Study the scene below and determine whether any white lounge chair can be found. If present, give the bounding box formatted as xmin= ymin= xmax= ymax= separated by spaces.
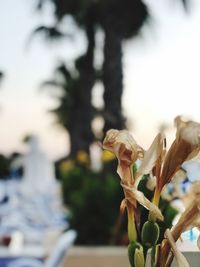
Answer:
xmin=7 ymin=230 xmax=77 ymax=267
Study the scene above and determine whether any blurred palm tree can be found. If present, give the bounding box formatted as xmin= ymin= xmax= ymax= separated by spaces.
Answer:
xmin=42 ymin=60 xmax=96 ymax=157
xmin=34 ymin=0 xmax=148 ymax=148
xmin=34 ymin=0 xmax=97 ymax=157
xmin=100 ymin=0 xmax=188 ymax=133
xmin=28 ymin=25 xmax=65 ymax=43
xmin=99 ymin=0 xmax=148 ymax=132
xmin=34 ymin=0 xmax=187 ymax=156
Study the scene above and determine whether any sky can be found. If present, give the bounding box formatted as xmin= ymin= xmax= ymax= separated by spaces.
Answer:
xmin=0 ymin=0 xmax=200 ymax=160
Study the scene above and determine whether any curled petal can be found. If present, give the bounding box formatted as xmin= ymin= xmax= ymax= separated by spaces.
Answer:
xmin=121 ymin=183 xmax=164 ymax=221
xmin=165 ymin=229 xmax=190 ymax=267
xmin=103 ymin=129 xmax=143 ymax=164
xmin=103 ymin=129 xmax=144 ymax=184
xmin=181 ymin=120 xmax=200 ymax=145
xmin=174 ymin=116 xmax=187 ymax=136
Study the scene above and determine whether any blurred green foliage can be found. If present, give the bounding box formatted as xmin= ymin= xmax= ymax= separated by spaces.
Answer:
xmin=60 ymin=160 xmax=178 ymax=245
xmin=61 ymin=160 xmax=124 ymax=245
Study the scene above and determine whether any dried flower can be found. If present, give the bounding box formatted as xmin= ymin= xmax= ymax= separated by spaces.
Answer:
xmin=160 ymin=116 xmax=200 ymax=190
xmin=103 ymin=129 xmax=163 ymax=221
xmin=165 ymin=229 xmax=190 ymax=267
xmin=103 ymin=116 xmax=200 ymax=267
xmin=151 ymin=116 xmax=200 ymax=207
xmin=103 ymin=129 xmax=143 ymax=185
xmin=159 ymin=190 xmax=200 ymax=267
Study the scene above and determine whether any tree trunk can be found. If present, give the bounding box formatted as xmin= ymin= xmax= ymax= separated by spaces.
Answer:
xmin=102 ymin=23 xmax=126 ymax=134
xmin=69 ymin=23 xmax=95 ymax=158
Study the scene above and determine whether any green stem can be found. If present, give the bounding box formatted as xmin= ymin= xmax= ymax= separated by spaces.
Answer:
xmin=151 ymin=246 xmax=156 ymax=267
xmin=127 ymin=204 xmax=137 ymax=242
xmin=149 ymin=188 xmax=161 ymax=222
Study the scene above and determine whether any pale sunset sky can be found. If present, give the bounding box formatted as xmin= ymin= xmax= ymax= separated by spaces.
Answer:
xmin=0 ymin=0 xmax=200 ymax=160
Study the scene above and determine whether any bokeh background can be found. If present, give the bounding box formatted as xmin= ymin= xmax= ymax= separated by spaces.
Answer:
xmin=1 ymin=0 xmax=200 ymax=158
xmin=0 ymin=0 xmax=199 ymax=256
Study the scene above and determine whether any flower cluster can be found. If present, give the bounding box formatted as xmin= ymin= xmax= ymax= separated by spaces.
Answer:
xmin=103 ymin=116 xmax=200 ymax=267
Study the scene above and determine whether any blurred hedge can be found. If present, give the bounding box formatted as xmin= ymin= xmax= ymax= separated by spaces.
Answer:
xmin=60 ymin=158 xmax=125 ymax=245
xmin=59 ymin=156 xmax=178 ymax=245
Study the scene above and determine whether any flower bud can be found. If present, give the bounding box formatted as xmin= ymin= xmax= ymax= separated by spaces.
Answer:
xmin=134 ymin=245 xmax=145 ymax=267
xmin=128 ymin=241 xmax=144 ymax=267
xmin=141 ymin=220 xmax=159 ymax=248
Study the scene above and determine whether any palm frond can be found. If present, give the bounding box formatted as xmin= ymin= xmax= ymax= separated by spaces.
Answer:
xmin=40 ymin=80 xmax=65 ymax=89
xmin=55 ymin=63 xmax=71 ymax=80
xmin=39 ymin=80 xmax=67 ymax=99
xmin=30 ymin=25 xmax=65 ymax=41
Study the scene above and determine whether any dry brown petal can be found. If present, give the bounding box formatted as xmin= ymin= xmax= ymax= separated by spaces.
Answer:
xmin=174 ymin=116 xmax=187 ymax=133
xmin=159 ymin=197 xmax=200 ymax=267
xmin=103 ymin=129 xmax=143 ymax=163
xmin=171 ymin=196 xmax=200 ymax=241
xmin=165 ymin=229 xmax=190 ymax=267
xmin=160 ymin=138 xmax=192 ymax=192
xmin=121 ymin=183 xmax=164 ymax=221
xmin=181 ymin=121 xmax=200 ymax=145
xmin=103 ymin=129 xmax=144 ymax=185
xmin=161 ymin=117 xmax=200 ymax=191
xmin=135 ymin=133 xmax=165 ymax=187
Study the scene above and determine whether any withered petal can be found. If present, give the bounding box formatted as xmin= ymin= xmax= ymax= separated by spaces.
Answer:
xmin=165 ymin=229 xmax=190 ymax=267
xmin=103 ymin=129 xmax=144 ymax=165
xmin=121 ymin=183 xmax=164 ymax=221
xmin=136 ymin=133 xmax=165 ymax=187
